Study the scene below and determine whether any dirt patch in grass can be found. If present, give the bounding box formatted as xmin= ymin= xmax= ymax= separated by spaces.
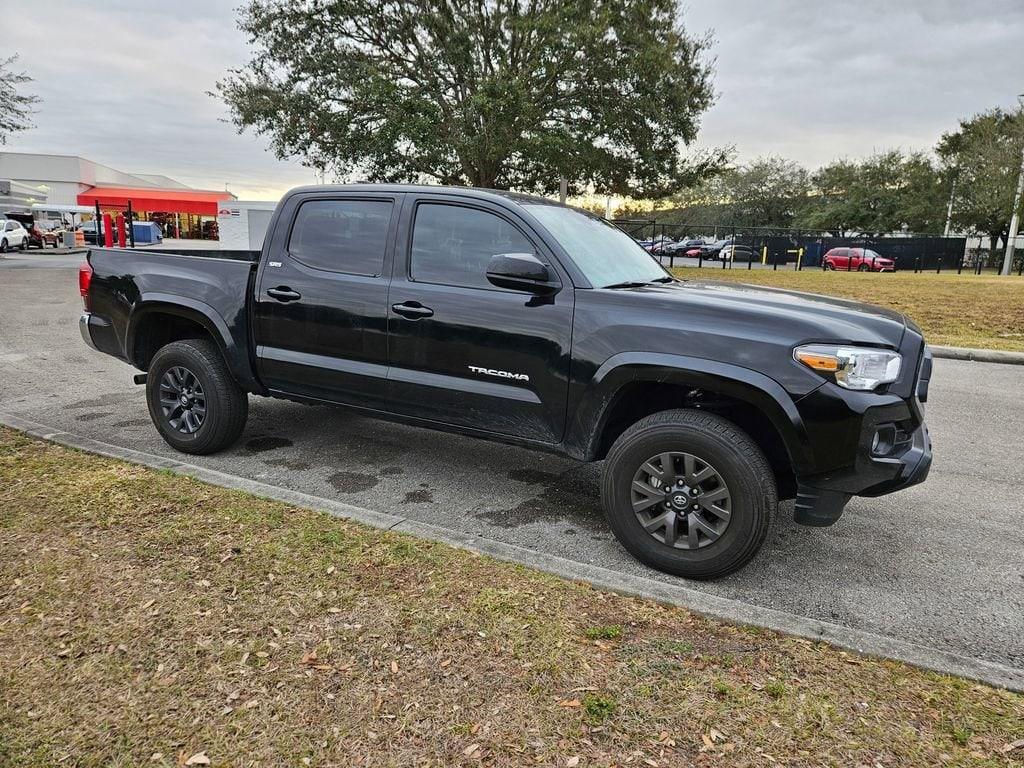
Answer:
xmin=670 ymin=268 xmax=1024 ymax=352
xmin=1 ymin=428 xmax=1022 ymax=767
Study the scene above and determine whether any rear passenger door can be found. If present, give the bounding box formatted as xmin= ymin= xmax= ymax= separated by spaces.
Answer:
xmin=253 ymin=192 xmax=400 ymax=408
xmin=385 ymin=196 xmax=574 ymax=444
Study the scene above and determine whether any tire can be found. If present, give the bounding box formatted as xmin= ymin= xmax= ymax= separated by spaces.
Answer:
xmin=0 ymin=238 xmax=6 ymax=253
xmin=600 ymin=409 xmax=776 ymax=580
xmin=146 ymin=338 xmax=248 ymax=455
xmin=19 ymin=238 xmax=27 ymax=251
xmin=858 ymin=264 xmax=869 ymax=272
xmin=823 ymin=261 xmax=834 ymax=271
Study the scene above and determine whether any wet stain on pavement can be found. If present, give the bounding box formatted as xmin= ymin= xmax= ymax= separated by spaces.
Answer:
xmin=75 ymin=412 xmax=112 ymax=422
xmin=507 ymin=467 xmax=562 ymax=484
xmin=328 ymin=471 xmax=379 ymax=493
xmin=111 ymin=418 xmax=151 ymax=428
xmin=402 ymin=488 xmax=435 ymax=504
xmin=246 ymin=436 xmax=293 ymax=452
xmin=264 ymin=457 xmax=312 ymax=471
xmin=475 ymin=470 xmax=603 ymax=531
xmin=66 ymin=393 xmax=130 ymax=409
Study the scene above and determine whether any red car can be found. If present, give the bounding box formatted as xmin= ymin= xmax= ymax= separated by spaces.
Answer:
xmin=822 ymin=247 xmax=895 ymax=272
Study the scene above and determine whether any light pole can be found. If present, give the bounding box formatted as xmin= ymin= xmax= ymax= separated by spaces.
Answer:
xmin=1001 ymin=93 xmax=1024 ymax=275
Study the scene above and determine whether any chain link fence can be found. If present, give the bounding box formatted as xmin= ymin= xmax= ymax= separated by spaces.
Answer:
xmin=612 ymin=219 xmax=1024 ymax=275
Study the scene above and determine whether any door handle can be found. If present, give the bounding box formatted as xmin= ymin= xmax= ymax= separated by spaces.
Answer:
xmin=267 ymin=286 xmax=301 ymax=302
xmin=391 ymin=301 xmax=434 ymax=319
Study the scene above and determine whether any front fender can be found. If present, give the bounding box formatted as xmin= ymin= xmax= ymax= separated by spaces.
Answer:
xmin=128 ymin=294 xmax=260 ymax=392
xmin=566 ymin=352 xmax=816 ymax=473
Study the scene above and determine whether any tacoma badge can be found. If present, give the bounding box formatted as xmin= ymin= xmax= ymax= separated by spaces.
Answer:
xmin=468 ymin=365 xmax=530 ymax=382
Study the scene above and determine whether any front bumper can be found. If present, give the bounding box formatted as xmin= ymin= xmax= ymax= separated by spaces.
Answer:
xmin=790 ymin=351 xmax=932 ymax=527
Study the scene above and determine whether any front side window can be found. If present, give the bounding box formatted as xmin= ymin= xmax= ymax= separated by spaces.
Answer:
xmin=410 ymin=203 xmax=534 ymax=289
xmin=288 ymin=199 xmax=393 ymax=276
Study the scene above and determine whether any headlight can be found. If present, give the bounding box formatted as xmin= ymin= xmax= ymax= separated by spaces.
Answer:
xmin=794 ymin=344 xmax=902 ymax=390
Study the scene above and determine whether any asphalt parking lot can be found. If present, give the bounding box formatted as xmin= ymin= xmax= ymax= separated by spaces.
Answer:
xmin=2 ymin=258 xmax=1022 ymax=680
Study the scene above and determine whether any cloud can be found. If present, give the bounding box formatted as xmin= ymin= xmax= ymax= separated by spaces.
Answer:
xmin=9 ymin=0 xmax=1024 ymax=195
xmin=685 ymin=0 xmax=1024 ymax=167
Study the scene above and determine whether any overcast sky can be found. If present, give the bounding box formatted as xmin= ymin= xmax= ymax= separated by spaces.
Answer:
xmin=9 ymin=0 xmax=1024 ymax=199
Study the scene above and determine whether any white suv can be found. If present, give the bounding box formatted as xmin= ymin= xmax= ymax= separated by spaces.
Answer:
xmin=0 ymin=218 xmax=29 ymax=253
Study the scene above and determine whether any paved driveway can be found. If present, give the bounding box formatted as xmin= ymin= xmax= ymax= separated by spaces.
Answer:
xmin=2 ymin=264 xmax=1022 ymax=679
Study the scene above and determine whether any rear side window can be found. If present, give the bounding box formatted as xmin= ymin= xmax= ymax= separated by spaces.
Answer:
xmin=288 ymin=199 xmax=393 ymax=276
xmin=410 ymin=203 xmax=533 ymax=289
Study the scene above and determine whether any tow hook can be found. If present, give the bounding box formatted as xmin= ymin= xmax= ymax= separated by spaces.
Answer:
xmin=133 ymin=373 xmax=148 ymax=385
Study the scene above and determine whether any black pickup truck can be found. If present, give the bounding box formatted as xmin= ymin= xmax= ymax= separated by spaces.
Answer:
xmin=79 ymin=184 xmax=932 ymax=578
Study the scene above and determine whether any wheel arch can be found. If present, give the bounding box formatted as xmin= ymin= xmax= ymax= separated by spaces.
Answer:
xmin=127 ymin=295 xmax=261 ymax=393
xmin=568 ymin=353 xmax=816 ymax=494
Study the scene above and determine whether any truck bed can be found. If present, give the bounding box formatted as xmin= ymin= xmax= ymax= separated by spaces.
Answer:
xmin=123 ymin=247 xmax=260 ymax=262
xmin=83 ymin=246 xmax=262 ymax=391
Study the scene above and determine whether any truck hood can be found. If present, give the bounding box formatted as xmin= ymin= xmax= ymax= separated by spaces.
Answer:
xmin=575 ymin=278 xmax=911 ymax=397
xmin=621 ymin=278 xmax=909 ymax=344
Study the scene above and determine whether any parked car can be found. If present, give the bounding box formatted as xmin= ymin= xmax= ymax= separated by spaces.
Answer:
xmin=0 ymin=218 xmax=29 ymax=252
xmin=79 ymin=184 xmax=932 ymax=580
xmin=663 ymin=238 xmax=706 ymax=255
xmin=6 ymin=213 xmax=63 ymax=248
xmin=703 ymin=238 xmax=733 ymax=258
xmin=80 ymin=221 xmax=104 ymax=245
xmin=823 ymin=247 xmax=895 ymax=272
xmin=637 ymin=236 xmax=674 ymax=254
xmin=719 ymin=244 xmax=755 ymax=262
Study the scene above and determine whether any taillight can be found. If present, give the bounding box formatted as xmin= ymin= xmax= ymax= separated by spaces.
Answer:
xmin=79 ymin=261 xmax=93 ymax=310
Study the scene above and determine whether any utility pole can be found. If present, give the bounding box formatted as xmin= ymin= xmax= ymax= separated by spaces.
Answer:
xmin=1001 ymin=93 xmax=1024 ymax=276
xmin=558 ymin=176 xmax=568 ymax=205
xmin=943 ymin=178 xmax=956 ymax=237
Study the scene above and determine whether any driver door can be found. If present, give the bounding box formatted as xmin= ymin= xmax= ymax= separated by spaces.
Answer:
xmin=385 ymin=196 xmax=574 ymax=444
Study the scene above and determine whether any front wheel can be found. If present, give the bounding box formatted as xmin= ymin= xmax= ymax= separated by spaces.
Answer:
xmin=0 ymin=238 xmax=7 ymax=253
xmin=146 ymin=338 xmax=248 ymax=455
xmin=600 ymin=409 xmax=776 ymax=579
xmin=858 ymin=264 xmax=869 ymax=272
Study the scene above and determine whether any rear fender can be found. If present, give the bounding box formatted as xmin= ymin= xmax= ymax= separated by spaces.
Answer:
xmin=127 ymin=295 xmax=261 ymax=393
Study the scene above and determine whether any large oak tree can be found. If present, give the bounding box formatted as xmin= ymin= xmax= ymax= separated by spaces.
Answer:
xmin=937 ymin=108 xmax=1024 ymax=258
xmin=215 ymin=0 xmax=722 ymax=196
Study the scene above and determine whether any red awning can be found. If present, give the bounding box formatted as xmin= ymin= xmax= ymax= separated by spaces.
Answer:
xmin=77 ymin=186 xmax=236 ymax=216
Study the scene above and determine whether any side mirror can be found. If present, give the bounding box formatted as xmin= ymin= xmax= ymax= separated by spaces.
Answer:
xmin=485 ymin=252 xmax=559 ymax=294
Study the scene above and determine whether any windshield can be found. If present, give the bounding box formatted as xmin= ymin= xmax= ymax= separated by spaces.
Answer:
xmin=525 ymin=205 xmax=669 ymax=288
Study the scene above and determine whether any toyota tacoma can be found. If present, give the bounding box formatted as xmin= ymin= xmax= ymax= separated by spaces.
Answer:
xmin=78 ymin=185 xmax=932 ymax=578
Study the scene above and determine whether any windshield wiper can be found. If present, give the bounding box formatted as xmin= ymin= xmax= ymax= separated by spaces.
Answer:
xmin=602 ymin=276 xmax=675 ymax=289
xmin=602 ymin=280 xmax=651 ymax=289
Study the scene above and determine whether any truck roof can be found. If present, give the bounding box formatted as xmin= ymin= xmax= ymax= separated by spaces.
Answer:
xmin=283 ymin=183 xmax=565 ymax=208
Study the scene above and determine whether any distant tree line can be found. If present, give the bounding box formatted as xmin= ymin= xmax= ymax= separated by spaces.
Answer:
xmin=651 ymin=108 xmax=1024 ymax=260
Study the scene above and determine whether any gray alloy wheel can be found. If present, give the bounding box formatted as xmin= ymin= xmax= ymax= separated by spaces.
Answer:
xmin=630 ymin=452 xmax=732 ymax=550
xmin=159 ymin=365 xmax=207 ymax=434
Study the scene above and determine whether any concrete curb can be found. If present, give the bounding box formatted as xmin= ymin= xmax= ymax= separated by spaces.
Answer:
xmin=930 ymin=345 xmax=1024 ymax=366
xmin=2 ymin=410 xmax=1022 ymax=693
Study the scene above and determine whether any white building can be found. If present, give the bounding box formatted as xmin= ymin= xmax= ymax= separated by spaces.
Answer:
xmin=0 ymin=151 xmax=236 ymax=239
xmin=216 ymin=200 xmax=278 ymax=250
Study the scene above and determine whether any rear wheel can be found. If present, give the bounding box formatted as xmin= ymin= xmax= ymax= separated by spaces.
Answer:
xmin=600 ymin=409 xmax=776 ymax=579
xmin=858 ymin=263 xmax=869 ymax=272
xmin=823 ymin=261 xmax=834 ymax=271
xmin=0 ymin=238 xmax=7 ymax=253
xmin=146 ymin=338 xmax=248 ymax=455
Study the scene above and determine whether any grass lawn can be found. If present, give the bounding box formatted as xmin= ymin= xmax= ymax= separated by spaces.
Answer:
xmin=669 ymin=268 xmax=1024 ymax=353
xmin=1 ymin=428 xmax=1022 ymax=767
